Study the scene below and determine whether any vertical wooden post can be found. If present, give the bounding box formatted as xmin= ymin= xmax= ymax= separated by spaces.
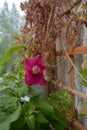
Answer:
xmin=47 ymin=82 xmax=51 ymax=97
xmin=46 ymin=49 xmax=57 ymax=96
xmin=68 ymin=55 xmax=76 ymax=119
xmin=54 ymin=51 xmax=58 ymax=92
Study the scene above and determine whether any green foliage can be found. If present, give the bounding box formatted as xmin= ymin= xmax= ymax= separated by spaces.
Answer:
xmin=80 ymin=69 xmax=87 ymax=87
xmin=49 ymin=90 xmax=72 ymax=111
xmin=0 ymin=74 xmax=71 ymax=130
xmin=0 ymin=95 xmax=22 ymax=130
xmin=0 ymin=85 xmax=70 ymax=130
xmin=0 ymin=47 xmax=72 ymax=130
xmin=0 ymin=46 xmax=25 ymax=69
xmin=35 ymin=112 xmax=49 ymax=124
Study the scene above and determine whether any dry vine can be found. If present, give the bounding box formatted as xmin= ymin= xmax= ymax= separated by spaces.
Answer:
xmin=18 ymin=0 xmax=87 ymax=78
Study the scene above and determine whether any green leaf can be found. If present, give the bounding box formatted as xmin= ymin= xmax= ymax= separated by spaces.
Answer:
xmin=30 ymin=96 xmax=68 ymax=127
xmin=30 ymin=96 xmax=55 ymax=116
xmin=23 ymin=102 xmax=35 ymax=116
xmin=54 ymin=109 xmax=68 ymax=127
xmin=25 ymin=115 xmax=35 ymax=130
xmin=0 ymin=95 xmax=22 ymax=130
xmin=35 ymin=112 xmax=49 ymax=124
xmin=0 ymin=103 xmax=22 ymax=130
xmin=0 ymin=73 xmax=17 ymax=87
xmin=0 ymin=45 xmax=25 ymax=74
xmin=11 ymin=124 xmax=29 ymax=130
xmin=80 ymin=69 xmax=87 ymax=87
xmin=8 ymin=85 xmax=28 ymax=98
xmin=0 ymin=95 xmax=18 ymax=112
xmin=0 ymin=86 xmax=9 ymax=92
xmin=49 ymin=91 xmax=72 ymax=111
xmin=0 ymin=46 xmax=25 ymax=64
xmin=11 ymin=115 xmax=25 ymax=129
xmin=48 ymin=117 xmax=66 ymax=130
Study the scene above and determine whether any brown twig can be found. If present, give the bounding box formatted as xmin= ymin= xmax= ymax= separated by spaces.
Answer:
xmin=45 ymin=4 xmax=54 ymax=43
xmin=62 ymin=84 xmax=87 ymax=100
xmin=51 ymin=80 xmax=87 ymax=100
xmin=58 ymin=0 xmax=82 ymax=17
xmin=72 ymin=120 xmax=87 ymax=130
xmin=45 ymin=62 xmax=57 ymax=68
xmin=63 ymin=44 xmax=87 ymax=85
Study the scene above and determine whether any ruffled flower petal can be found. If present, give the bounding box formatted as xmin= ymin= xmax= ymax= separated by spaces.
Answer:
xmin=23 ymin=55 xmax=46 ymax=86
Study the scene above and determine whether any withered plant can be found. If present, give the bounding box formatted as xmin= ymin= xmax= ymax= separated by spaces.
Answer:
xmin=16 ymin=0 xmax=87 ymax=80
xmin=19 ymin=0 xmax=87 ymax=55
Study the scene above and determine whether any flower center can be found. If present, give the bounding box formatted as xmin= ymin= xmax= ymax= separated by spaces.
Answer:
xmin=32 ymin=65 xmax=40 ymax=74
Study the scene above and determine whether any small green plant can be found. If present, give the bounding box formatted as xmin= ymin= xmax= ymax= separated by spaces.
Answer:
xmin=0 ymin=47 xmax=72 ymax=130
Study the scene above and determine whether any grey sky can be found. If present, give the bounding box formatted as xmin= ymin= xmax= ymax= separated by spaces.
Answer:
xmin=0 ymin=0 xmax=24 ymax=12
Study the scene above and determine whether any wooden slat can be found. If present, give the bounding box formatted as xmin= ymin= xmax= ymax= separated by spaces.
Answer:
xmin=58 ymin=0 xmax=81 ymax=17
xmin=72 ymin=120 xmax=87 ymax=130
xmin=68 ymin=56 xmax=76 ymax=118
xmin=56 ymin=46 xmax=87 ymax=56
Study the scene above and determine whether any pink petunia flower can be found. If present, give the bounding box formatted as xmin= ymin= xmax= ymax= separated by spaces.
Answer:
xmin=23 ymin=55 xmax=46 ymax=86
